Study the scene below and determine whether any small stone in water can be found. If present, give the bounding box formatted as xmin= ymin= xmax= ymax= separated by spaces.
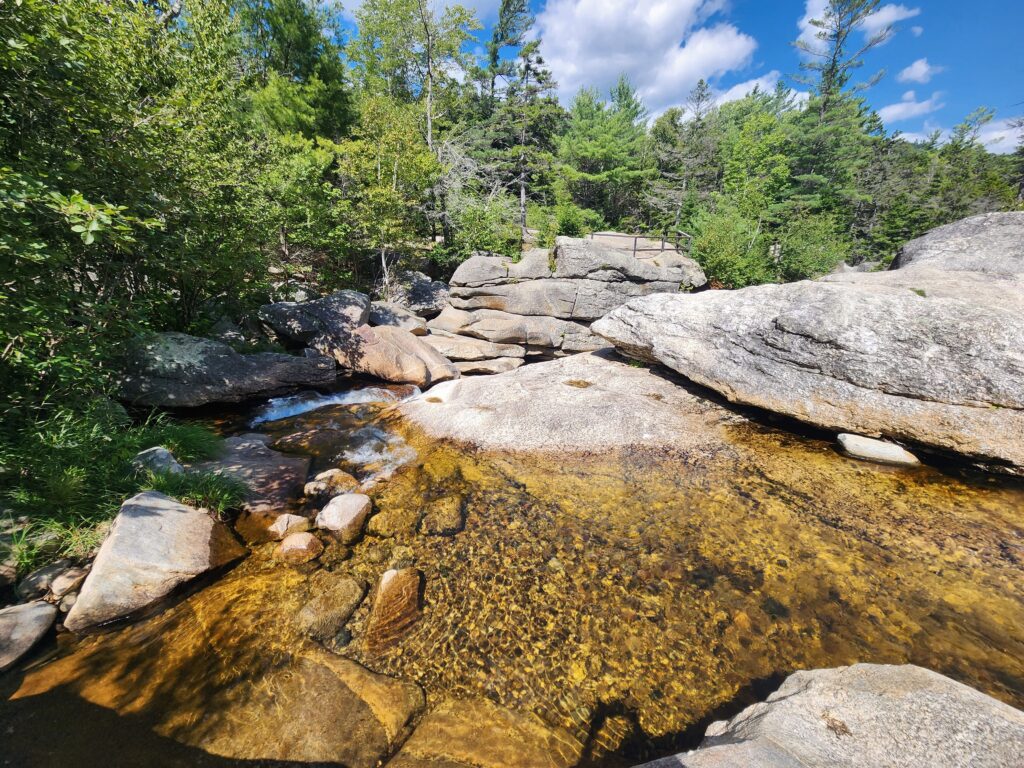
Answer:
xmin=316 ymin=494 xmax=372 ymax=544
xmin=304 ymin=468 xmax=361 ymax=501
xmin=366 ymin=568 xmax=422 ymax=653
xmin=268 ymin=513 xmax=311 ymax=541
xmin=419 ymin=495 xmax=465 ymax=536
xmin=838 ymin=433 xmax=920 ymax=467
xmin=297 ymin=576 xmax=366 ymax=643
xmin=275 ymin=532 xmax=323 ymax=564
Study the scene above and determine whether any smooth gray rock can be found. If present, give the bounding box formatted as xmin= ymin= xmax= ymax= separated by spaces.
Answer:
xmin=838 ymin=434 xmax=920 ymax=466
xmin=400 ymin=352 xmax=740 ymax=452
xmin=428 ymin=307 xmax=604 ymax=351
xmin=594 ymin=278 xmax=1024 ymax=472
xmin=891 ymin=212 xmax=1024 ymax=274
xmin=640 ymin=664 xmax=1024 ymax=768
xmin=258 ymin=290 xmax=370 ymax=346
xmin=132 ymin=446 xmax=184 ymax=475
xmin=0 ymin=601 xmax=57 ymax=671
xmin=119 ymin=333 xmax=336 ymax=408
xmin=369 ymin=301 xmax=428 ymax=335
xmin=16 ymin=558 xmax=72 ymax=600
xmin=454 ymin=357 xmax=525 ymax=375
xmin=385 ymin=270 xmax=450 ymax=318
xmin=421 ymin=330 xmax=526 ymax=361
xmin=65 ymin=492 xmax=246 ymax=632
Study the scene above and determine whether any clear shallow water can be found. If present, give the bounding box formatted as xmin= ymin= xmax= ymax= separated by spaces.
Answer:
xmin=249 ymin=385 xmax=420 ymax=426
xmin=2 ymin=395 xmax=1023 ymax=766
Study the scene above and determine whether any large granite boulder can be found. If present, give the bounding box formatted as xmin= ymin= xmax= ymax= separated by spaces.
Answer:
xmin=385 ymin=270 xmax=450 ymax=318
xmin=891 ymin=212 xmax=1024 ymax=273
xmin=594 ymin=263 xmax=1024 ymax=472
xmin=258 ymin=290 xmax=370 ymax=346
xmin=449 ymin=239 xmax=705 ymax=322
xmin=64 ymin=492 xmax=246 ymax=632
xmin=369 ymin=301 xmax=428 ymax=335
xmin=316 ymin=324 xmax=459 ymax=389
xmin=428 ymin=307 xmax=605 ymax=354
xmin=399 ymin=351 xmax=738 ymax=453
xmin=641 ymin=664 xmax=1024 ymax=768
xmin=119 ymin=333 xmax=336 ymax=408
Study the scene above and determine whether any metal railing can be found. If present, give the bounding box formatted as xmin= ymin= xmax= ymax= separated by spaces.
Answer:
xmin=587 ymin=230 xmax=693 ymax=256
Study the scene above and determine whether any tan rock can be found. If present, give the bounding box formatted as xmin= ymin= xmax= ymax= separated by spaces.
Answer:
xmin=268 ymin=513 xmax=311 ymax=540
xmin=419 ymin=496 xmax=465 ymax=536
xmin=366 ymin=568 xmax=422 ymax=653
xmin=318 ymin=324 xmax=459 ymax=388
xmin=369 ymin=301 xmax=429 ymax=335
xmin=297 ymin=575 xmax=366 ymax=642
xmin=316 ymin=494 xmax=372 ymax=544
xmin=454 ymin=357 xmax=524 ymax=376
xmin=275 ymin=532 xmax=323 ymax=564
xmin=388 ymin=697 xmax=582 ymax=768
xmin=304 ymin=467 xmax=362 ymax=501
xmin=421 ymin=330 xmax=525 ymax=361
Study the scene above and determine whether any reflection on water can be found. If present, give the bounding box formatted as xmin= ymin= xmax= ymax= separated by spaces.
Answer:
xmin=3 ymin=400 xmax=1023 ymax=766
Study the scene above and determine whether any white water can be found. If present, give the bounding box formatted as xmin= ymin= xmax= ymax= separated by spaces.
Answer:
xmin=250 ymin=386 xmax=421 ymax=426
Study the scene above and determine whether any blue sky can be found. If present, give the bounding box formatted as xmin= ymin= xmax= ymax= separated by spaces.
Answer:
xmin=406 ymin=0 xmax=1023 ymax=152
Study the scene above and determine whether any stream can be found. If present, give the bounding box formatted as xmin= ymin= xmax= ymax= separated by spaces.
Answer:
xmin=2 ymin=381 xmax=1023 ymax=766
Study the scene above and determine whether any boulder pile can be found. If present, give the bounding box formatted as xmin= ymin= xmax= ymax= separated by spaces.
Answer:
xmin=426 ymin=236 xmax=706 ymax=370
xmin=594 ymin=212 xmax=1024 ymax=473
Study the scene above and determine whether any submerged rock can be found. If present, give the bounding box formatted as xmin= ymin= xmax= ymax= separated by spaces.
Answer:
xmin=419 ymin=495 xmax=465 ymax=536
xmin=838 ymin=434 xmax=920 ymax=467
xmin=366 ymin=567 xmax=422 ymax=653
xmin=594 ymin=275 xmax=1024 ymax=472
xmin=316 ymin=493 xmax=372 ymax=544
xmin=119 ymin=332 xmax=336 ymax=408
xmin=64 ymin=492 xmax=246 ymax=632
xmin=389 ymin=697 xmax=582 ymax=768
xmin=0 ymin=601 xmax=57 ymax=672
xmin=317 ymin=324 xmax=459 ymax=389
xmin=399 ymin=352 xmax=739 ymax=453
xmin=369 ymin=301 xmax=429 ymax=336
xmin=275 ymin=532 xmax=323 ymax=564
xmin=297 ymin=575 xmax=366 ymax=643
xmin=642 ymin=664 xmax=1024 ymax=768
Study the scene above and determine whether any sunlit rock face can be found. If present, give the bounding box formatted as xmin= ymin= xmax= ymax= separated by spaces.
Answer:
xmin=5 ymin=362 xmax=1024 ymax=766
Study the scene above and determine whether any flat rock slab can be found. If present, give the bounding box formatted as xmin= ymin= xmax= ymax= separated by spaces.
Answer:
xmin=454 ymin=357 xmax=525 ymax=376
xmin=428 ymin=307 xmax=605 ymax=352
xmin=421 ymin=330 xmax=526 ymax=361
xmin=389 ymin=697 xmax=581 ymax=768
xmin=199 ymin=650 xmax=423 ymax=766
xmin=594 ymin=276 xmax=1024 ymax=472
xmin=642 ymin=663 xmax=1024 ymax=768
xmin=0 ymin=601 xmax=57 ymax=671
xmin=119 ymin=333 xmax=336 ymax=408
xmin=399 ymin=352 xmax=740 ymax=453
xmin=194 ymin=433 xmax=310 ymax=518
xmin=64 ymin=492 xmax=246 ymax=632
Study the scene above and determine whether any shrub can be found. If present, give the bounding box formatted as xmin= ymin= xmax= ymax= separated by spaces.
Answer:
xmin=691 ymin=203 xmax=775 ymax=288
xmin=775 ymin=213 xmax=852 ymax=281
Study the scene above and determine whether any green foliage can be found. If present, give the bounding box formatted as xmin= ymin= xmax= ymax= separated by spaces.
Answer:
xmin=691 ymin=202 xmax=774 ymax=288
xmin=0 ymin=402 xmax=229 ymax=573
xmin=143 ymin=472 xmax=248 ymax=520
xmin=775 ymin=213 xmax=851 ymax=281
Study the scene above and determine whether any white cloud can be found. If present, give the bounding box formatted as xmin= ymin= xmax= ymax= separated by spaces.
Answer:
xmin=878 ymin=90 xmax=944 ymax=123
xmin=714 ymin=71 xmax=781 ymax=106
xmin=897 ymin=58 xmax=944 ymax=84
xmin=799 ymin=2 xmax=920 ymax=52
xmin=861 ymin=4 xmax=921 ymax=38
xmin=898 ymin=117 xmax=1023 ymax=154
xmin=910 ymin=25 xmax=923 ymax=36
xmin=535 ymin=0 xmax=758 ymax=114
xmin=979 ymin=117 xmax=1024 ymax=154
